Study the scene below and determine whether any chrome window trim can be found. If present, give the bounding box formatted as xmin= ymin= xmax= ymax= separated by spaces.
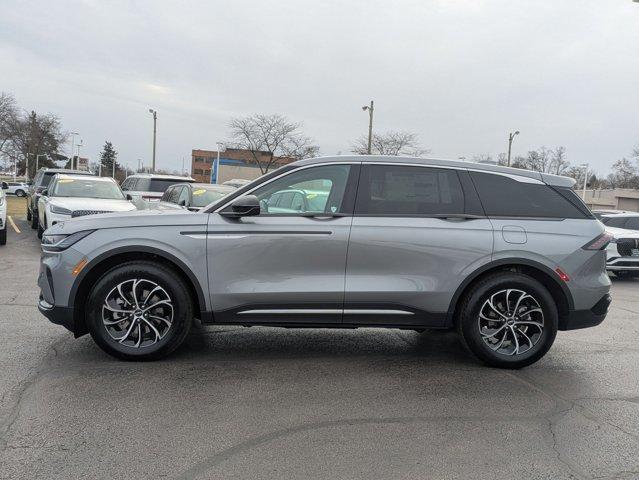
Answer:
xmin=214 ymin=162 xmax=359 ymax=213
xmin=214 ymin=160 xmax=545 ymax=213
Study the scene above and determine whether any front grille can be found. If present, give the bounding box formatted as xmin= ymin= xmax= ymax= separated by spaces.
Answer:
xmin=71 ymin=210 xmax=111 ymax=218
xmin=617 ymin=238 xmax=639 ymax=257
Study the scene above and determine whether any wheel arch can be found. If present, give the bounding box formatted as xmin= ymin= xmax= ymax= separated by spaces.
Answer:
xmin=69 ymin=246 xmax=207 ymax=337
xmin=447 ymin=258 xmax=573 ymax=326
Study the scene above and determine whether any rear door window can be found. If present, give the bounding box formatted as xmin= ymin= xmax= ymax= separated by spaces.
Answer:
xmin=355 ymin=164 xmax=465 ymax=215
xmin=625 ymin=218 xmax=639 ymax=230
xmin=161 ymin=187 xmax=174 ymax=201
xmin=469 ymin=172 xmax=588 ymax=219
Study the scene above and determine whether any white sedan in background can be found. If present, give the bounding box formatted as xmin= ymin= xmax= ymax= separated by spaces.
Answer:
xmin=37 ymin=174 xmax=137 ymax=238
xmin=0 ymin=186 xmax=7 ymax=245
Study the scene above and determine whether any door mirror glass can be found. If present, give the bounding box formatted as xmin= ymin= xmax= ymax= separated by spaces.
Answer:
xmin=222 ymin=195 xmax=261 ymax=217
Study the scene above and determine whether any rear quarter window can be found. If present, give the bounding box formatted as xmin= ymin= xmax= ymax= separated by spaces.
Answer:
xmin=470 ymin=172 xmax=588 ymax=219
xmin=601 ymin=217 xmax=627 ymax=228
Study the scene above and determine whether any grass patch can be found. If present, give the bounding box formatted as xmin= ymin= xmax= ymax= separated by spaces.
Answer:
xmin=6 ymin=195 xmax=27 ymax=218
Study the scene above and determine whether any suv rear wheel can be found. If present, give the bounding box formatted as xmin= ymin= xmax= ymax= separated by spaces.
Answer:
xmin=30 ymin=209 xmax=38 ymax=229
xmin=457 ymin=272 xmax=558 ymax=369
xmin=86 ymin=261 xmax=193 ymax=360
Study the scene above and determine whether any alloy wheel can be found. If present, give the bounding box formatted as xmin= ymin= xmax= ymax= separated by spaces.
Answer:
xmin=477 ymin=289 xmax=544 ymax=356
xmin=102 ymin=278 xmax=174 ymax=348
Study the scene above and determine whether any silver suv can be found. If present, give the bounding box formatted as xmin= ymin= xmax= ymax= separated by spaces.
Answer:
xmin=38 ymin=156 xmax=612 ymax=368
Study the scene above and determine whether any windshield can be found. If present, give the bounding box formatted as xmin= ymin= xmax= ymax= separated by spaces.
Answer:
xmin=52 ymin=178 xmax=124 ymax=199
xmin=137 ymin=178 xmax=193 ymax=193
xmin=191 ymin=187 xmax=233 ymax=207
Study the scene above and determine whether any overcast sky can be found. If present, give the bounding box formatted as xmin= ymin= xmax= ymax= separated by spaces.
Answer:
xmin=1 ymin=0 xmax=638 ymax=174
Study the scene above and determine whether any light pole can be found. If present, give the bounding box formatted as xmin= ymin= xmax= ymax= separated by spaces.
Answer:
xmin=25 ymin=153 xmax=30 ymax=181
xmin=69 ymin=132 xmax=79 ymax=169
xmin=148 ymin=109 xmax=157 ymax=172
xmin=362 ymin=100 xmax=374 ymax=155
xmin=507 ymin=130 xmax=520 ymax=167
xmin=76 ymin=140 xmax=83 ymax=170
xmin=214 ymin=142 xmax=224 ymax=184
xmin=580 ymin=163 xmax=589 ymax=201
xmin=35 ymin=154 xmax=47 ymax=173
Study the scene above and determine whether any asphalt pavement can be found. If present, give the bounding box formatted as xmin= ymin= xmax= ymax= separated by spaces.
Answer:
xmin=1 ymin=201 xmax=638 ymax=480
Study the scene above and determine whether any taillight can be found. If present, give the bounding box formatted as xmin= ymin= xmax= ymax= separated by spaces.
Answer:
xmin=582 ymin=232 xmax=614 ymax=250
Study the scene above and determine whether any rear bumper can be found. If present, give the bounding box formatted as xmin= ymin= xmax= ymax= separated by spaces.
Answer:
xmin=559 ymin=294 xmax=611 ymax=331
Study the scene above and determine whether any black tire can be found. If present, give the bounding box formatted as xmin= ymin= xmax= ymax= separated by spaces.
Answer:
xmin=86 ymin=261 xmax=193 ymax=360
xmin=0 ymin=227 xmax=6 ymax=246
xmin=30 ymin=209 xmax=38 ymax=229
xmin=457 ymin=272 xmax=558 ymax=369
xmin=15 ymin=189 xmax=25 ymax=197
xmin=26 ymin=208 xmax=32 ymax=221
xmin=37 ymin=216 xmax=44 ymax=239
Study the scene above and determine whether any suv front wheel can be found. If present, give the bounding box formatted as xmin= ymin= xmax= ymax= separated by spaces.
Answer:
xmin=457 ymin=272 xmax=558 ymax=369
xmin=86 ymin=261 xmax=193 ymax=360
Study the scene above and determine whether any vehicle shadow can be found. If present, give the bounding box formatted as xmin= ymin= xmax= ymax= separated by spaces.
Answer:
xmin=172 ymin=322 xmax=479 ymax=368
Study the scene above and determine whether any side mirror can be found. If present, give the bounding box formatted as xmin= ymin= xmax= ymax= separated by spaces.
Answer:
xmin=1 ymin=182 xmax=7 ymax=190
xmin=221 ymin=195 xmax=261 ymax=217
xmin=179 ymin=199 xmax=187 ymax=207
xmin=125 ymin=194 xmax=133 ymax=201
xmin=41 ymin=189 xmax=49 ymax=196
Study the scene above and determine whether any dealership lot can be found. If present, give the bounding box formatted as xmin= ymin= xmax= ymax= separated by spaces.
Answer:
xmin=1 ymin=196 xmax=638 ymax=479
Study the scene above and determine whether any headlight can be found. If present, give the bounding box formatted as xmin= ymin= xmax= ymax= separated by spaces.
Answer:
xmin=41 ymin=230 xmax=95 ymax=252
xmin=50 ymin=204 xmax=72 ymax=215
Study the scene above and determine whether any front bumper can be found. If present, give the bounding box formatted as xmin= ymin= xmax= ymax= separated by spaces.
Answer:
xmin=559 ymin=294 xmax=611 ymax=331
xmin=606 ymin=257 xmax=639 ymax=271
xmin=38 ymin=296 xmax=75 ymax=334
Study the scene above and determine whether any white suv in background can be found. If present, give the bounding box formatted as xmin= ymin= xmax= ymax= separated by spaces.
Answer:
xmin=601 ymin=213 xmax=639 ymax=278
xmin=4 ymin=181 xmax=29 ymax=197
xmin=37 ymin=174 xmax=137 ymax=237
xmin=0 ymin=185 xmax=7 ymax=245
xmin=120 ymin=173 xmax=196 ymax=204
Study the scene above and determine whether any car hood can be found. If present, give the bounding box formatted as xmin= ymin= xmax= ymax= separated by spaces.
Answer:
xmin=48 ymin=208 xmax=205 ymax=235
xmin=49 ymin=197 xmax=137 ymax=212
xmin=606 ymin=226 xmax=639 ymax=239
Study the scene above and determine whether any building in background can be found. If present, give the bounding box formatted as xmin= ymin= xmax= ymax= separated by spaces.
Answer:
xmin=584 ymin=189 xmax=639 ymax=212
xmin=191 ymin=148 xmax=294 ymax=184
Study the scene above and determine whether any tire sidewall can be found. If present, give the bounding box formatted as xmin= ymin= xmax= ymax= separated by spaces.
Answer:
xmin=460 ymin=273 xmax=558 ymax=369
xmin=86 ymin=262 xmax=193 ymax=360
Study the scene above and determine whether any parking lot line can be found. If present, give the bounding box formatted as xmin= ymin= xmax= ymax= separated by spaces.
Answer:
xmin=8 ymin=216 xmax=21 ymax=234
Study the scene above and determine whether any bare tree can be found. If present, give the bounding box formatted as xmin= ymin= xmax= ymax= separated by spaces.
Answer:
xmin=0 ymin=92 xmax=19 ymax=169
xmin=550 ymin=146 xmax=569 ymax=175
xmin=496 ymin=152 xmax=508 ymax=166
xmin=228 ymin=114 xmax=319 ymax=174
xmin=607 ymin=158 xmax=639 ymax=189
xmin=471 ymin=154 xmax=494 ymax=164
xmin=351 ymin=131 xmax=429 ymax=156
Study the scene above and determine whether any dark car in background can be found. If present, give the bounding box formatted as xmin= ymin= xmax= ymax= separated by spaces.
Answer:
xmin=26 ymin=168 xmax=94 ymax=230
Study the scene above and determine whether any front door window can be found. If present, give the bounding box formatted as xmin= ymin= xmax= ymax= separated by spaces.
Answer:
xmin=249 ymin=164 xmax=352 ymax=215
